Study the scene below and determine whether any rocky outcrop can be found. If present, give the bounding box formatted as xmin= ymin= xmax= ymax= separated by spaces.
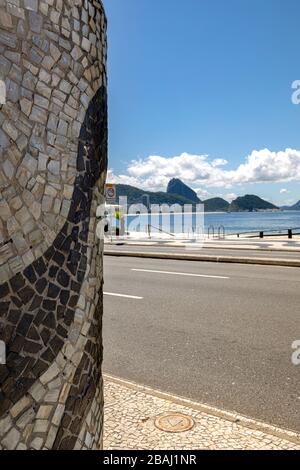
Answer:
xmin=167 ymin=179 xmax=200 ymax=203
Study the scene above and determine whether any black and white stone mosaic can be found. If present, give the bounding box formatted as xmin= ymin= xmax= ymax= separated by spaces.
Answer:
xmin=0 ymin=0 xmax=107 ymax=450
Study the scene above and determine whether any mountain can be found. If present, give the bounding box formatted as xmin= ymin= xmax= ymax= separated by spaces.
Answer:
xmin=115 ymin=184 xmax=229 ymax=211
xmin=113 ymin=184 xmax=278 ymax=213
xmin=281 ymin=200 xmax=300 ymax=210
xmin=229 ymin=195 xmax=279 ymax=212
xmin=204 ymin=197 xmax=230 ymax=212
xmin=115 ymin=184 xmax=197 ymax=207
xmin=167 ymin=178 xmax=200 ymax=203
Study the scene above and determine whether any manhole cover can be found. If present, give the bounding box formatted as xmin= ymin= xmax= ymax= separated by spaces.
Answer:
xmin=154 ymin=413 xmax=195 ymax=433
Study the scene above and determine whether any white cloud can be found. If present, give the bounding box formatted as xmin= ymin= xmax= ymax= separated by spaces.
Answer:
xmin=284 ymin=198 xmax=296 ymax=205
xmin=224 ymin=193 xmax=238 ymax=202
xmin=195 ymin=188 xmax=212 ymax=199
xmin=280 ymin=188 xmax=290 ymax=194
xmin=108 ymin=148 xmax=300 ymax=192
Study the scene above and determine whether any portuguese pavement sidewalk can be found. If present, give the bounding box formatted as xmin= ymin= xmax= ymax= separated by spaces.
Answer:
xmin=103 ymin=375 xmax=300 ymax=451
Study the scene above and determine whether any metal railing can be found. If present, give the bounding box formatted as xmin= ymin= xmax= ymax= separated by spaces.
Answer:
xmin=208 ymin=225 xmax=226 ymax=239
xmin=236 ymin=227 xmax=300 ymax=239
xmin=147 ymin=224 xmax=176 ymax=237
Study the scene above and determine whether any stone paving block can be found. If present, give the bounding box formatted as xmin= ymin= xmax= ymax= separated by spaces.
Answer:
xmin=104 ymin=377 xmax=300 ymax=451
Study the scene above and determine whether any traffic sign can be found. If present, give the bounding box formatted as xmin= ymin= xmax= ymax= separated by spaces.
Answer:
xmin=105 ymin=183 xmax=116 ymax=203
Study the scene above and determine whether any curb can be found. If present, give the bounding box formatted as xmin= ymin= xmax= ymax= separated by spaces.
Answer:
xmin=104 ymin=373 xmax=300 ymax=446
xmin=104 ymin=250 xmax=300 ymax=268
xmin=106 ymin=242 xmax=300 ymax=254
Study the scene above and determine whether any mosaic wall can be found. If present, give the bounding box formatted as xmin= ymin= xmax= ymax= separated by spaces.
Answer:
xmin=0 ymin=0 xmax=107 ymax=450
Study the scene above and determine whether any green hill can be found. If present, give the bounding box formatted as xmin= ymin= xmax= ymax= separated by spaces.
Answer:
xmin=229 ymin=195 xmax=279 ymax=212
xmin=204 ymin=197 xmax=230 ymax=212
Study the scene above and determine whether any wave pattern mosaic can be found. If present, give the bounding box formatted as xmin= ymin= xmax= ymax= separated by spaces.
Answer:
xmin=0 ymin=0 xmax=107 ymax=450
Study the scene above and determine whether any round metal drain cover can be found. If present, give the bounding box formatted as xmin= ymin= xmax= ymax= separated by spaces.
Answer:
xmin=155 ymin=413 xmax=194 ymax=433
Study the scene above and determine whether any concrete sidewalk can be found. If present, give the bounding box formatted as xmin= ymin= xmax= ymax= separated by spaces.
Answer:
xmin=103 ymin=375 xmax=300 ymax=450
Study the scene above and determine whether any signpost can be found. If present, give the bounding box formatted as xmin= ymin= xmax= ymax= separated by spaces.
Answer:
xmin=105 ymin=183 xmax=116 ymax=204
xmin=105 ymin=184 xmax=119 ymax=237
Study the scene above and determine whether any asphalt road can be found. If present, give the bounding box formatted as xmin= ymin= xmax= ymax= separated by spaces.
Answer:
xmin=104 ymin=243 xmax=300 ymax=261
xmin=103 ymin=255 xmax=300 ymax=432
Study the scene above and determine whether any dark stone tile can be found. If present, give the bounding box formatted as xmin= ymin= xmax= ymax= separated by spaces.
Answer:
xmin=77 ymin=271 xmax=85 ymax=283
xmin=1 ymin=322 xmax=13 ymax=340
xmin=50 ymin=335 xmax=64 ymax=352
xmin=27 ymin=325 xmax=40 ymax=341
xmin=64 ymin=308 xmax=74 ymax=326
xmin=70 ymin=416 xmax=82 ymax=434
xmin=42 ymin=299 xmax=56 ymax=311
xmin=32 ymin=309 xmax=46 ymax=327
xmin=23 ymin=340 xmax=43 ymax=354
xmin=22 ymin=357 xmax=36 ymax=378
xmin=66 ymin=261 xmax=77 ymax=276
xmin=71 ymin=281 xmax=81 ymax=293
xmin=53 ymin=233 xmax=66 ymax=250
xmin=0 ymin=365 xmax=9 ymax=383
xmin=16 ymin=314 xmax=33 ymax=336
xmin=79 ymin=256 xmax=87 ymax=271
xmin=71 ymin=226 xmax=79 ymax=241
xmin=60 ymin=290 xmax=70 ymax=305
xmin=61 ymin=414 xmax=71 ymax=428
xmin=68 ymin=250 xmax=81 ymax=266
xmin=49 ymin=265 xmax=59 ymax=278
xmin=57 ymin=324 xmax=68 ymax=338
xmin=0 ymin=397 xmax=12 ymax=416
xmin=57 ymin=270 xmax=70 ymax=288
xmin=41 ymin=347 xmax=55 ymax=362
xmin=0 ymin=302 xmax=9 ymax=315
xmin=31 ymin=359 xmax=48 ymax=376
xmin=57 ymin=305 xmax=65 ymax=320
xmin=0 ymin=283 xmax=9 ymax=299
xmin=28 ymin=295 xmax=43 ymax=311
xmin=10 ymin=273 xmax=25 ymax=292
xmin=47 ymin=283 xmax=60 ymax=299
xmin=61 ymin=236 xmax=73 ymax=253
xmin=68 ymin=295 xmax=78 ymax=308
xmin=53 ymin=251 xmax=65 ymax=266
xmin=36 ymin=278 xmax=47 ymax=294
xmin=23 ymin=265 xmax=37 ymax=283
xmin=42 ymin=312 xmax=56 ymax=328
xmin=33 ymin=258 xmax=47 ymax=276
xmin=40 ymin=328 xmax=51 ymax=345
xmin=8 ymin=309 xmax=21 ymax=324
xmin=44 ymin=245 xmax=55 ymax=261
xmin=18 ymin=286 xmax=35 ymax=304
xmin=11 ymin=296 xmax=22 ymax=308
xmin=10 ymin=335 xmax=25 ymax=354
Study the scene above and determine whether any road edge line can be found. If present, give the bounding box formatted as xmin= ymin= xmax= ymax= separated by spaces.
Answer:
xmin=104 ymin=373 xmax=300 ymax=446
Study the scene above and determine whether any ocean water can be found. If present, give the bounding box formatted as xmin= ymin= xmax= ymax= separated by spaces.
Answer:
xmin=203 ymin=210 xmax=300 ymax=235
xmin=125 ymin=211 xmax=300 ymax=236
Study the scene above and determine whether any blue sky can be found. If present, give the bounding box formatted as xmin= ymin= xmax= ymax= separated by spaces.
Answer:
xmin=102 ymin=0 xmax=300 ymax=205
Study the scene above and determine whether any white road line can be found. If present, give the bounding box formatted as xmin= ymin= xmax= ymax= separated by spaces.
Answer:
xmin=104 ymin=292 xmax=144 ymax=300
xmin=131 ymin=269 xmax=229 ymax=279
